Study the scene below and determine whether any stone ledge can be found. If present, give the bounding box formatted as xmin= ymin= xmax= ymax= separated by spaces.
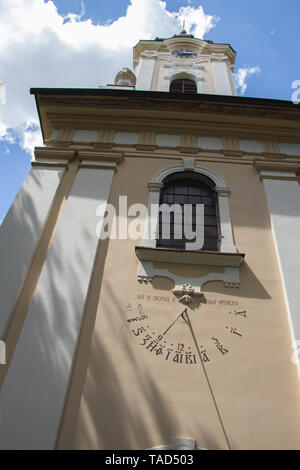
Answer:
xmin=135 ymin=246 xmax=244 ymax=267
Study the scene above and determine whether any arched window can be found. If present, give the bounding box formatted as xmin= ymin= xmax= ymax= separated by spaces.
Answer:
xmin=157 ymin=172 xmax=219 ymax=251
xmin=137 ymin=164 xmax=243 ymax=287
xmin=170 ymin=78 xmax=197 ymax=94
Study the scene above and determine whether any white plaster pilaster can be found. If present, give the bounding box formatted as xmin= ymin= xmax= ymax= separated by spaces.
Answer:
xmin=135 ymin=56 xmax=156 ymax=91
xmin=215 ymin=187 xmax=237 ymax=253
xmin=0 ymin=166 xmax=116 ymax=449
xmin=212 ymin=60 xmax=234 ymax=95
xmin=0 ymin=167 xmax=63 ymax=338
xmin=142 ymin=182 xmax=163 ymax=247
xmin=260 ymin=173 xmax=300 ymax=376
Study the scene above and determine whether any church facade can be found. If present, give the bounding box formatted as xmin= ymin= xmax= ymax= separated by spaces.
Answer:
xmin=1 ymin=31 xmax=300 ymax=450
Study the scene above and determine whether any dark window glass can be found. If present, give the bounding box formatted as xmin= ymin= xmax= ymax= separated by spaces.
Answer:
xmin=157 ymin=173 xmax=219 ymax=251
xmin=170 ymin=78 xmax=197 ymax=94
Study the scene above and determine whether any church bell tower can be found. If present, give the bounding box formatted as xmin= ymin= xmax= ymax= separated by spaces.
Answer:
xmin=133 ymin=30 xmax=236 ymax=95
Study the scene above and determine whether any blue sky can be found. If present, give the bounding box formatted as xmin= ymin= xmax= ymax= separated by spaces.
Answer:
xmin=0 ymin=0 xmax=300 ymax=223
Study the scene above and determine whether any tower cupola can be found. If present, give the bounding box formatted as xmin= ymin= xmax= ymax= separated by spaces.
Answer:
xmin=133 ymin=33 xmax=236 ymax=96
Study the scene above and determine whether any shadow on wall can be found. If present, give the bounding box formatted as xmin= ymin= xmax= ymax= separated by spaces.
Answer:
xmin=0 ymin=168 xmax=51 ymax=336
xmin=0 ymin=159 xmax=277 ymax=449
xmin=0 ymin=212 xmax=95 ymax=449
xmin=68 ymin=280 xmax=225 ymax=450
xmin=0 ymin=163 xmax=106 ymax=449
xmin=203 ymin=263 xmax=272 ymax=300
xmin=150 ymin=262 xmax=271 ymax=301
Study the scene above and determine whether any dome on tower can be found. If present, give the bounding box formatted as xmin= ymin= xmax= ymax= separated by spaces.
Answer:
xmin=114 ymin=68 xmax=136 ymax=87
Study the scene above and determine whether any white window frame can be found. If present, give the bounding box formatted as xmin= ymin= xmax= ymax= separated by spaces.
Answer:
xmin=142 ymin=162 xmax=237 ymax=254
xmin=164 ymin=66 xmax=204 ymax=93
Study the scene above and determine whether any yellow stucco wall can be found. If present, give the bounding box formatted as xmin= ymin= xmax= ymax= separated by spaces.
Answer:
xmin=56 ymin=153 xmax=300 ymax=450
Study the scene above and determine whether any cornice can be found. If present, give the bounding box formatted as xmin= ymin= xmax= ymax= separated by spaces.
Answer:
xmin=135 ymin=246 xmax=244 ymax=267
xmin=254 ymin=159 xmax=300 ymax=181
xmin=254 ymin=159 xmax=300 ymax=172
xmin=177 ymin=146 xmax=200 ymax=154
xmin=38 ymin=94 xmax=300 ymax=120
xmin=34 ymin=146 xmax=124 ymax=167
xmin=223 ymin=150 xmax=244 ymax=158
xmin=40 ymin=141 xmax=300 ymax=167
xmin=34 ymin=92 xmax=300 ymax=143
xmin=133 ymin=37 xmax=236 ymax=65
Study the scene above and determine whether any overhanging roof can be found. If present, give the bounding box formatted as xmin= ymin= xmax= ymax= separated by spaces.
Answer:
xmin=30 ymin=87 xmax=300 ymax=143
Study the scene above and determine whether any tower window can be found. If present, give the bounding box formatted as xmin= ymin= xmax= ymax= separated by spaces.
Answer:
xmin=170 ymin=78 xmax=197 ymax=94
xmin=157 ymin=172 xmax=219 ymax=251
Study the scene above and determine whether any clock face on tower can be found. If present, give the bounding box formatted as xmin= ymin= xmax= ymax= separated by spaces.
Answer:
xmin=171 ymin=49 xmax=198 ymax=58
xmin=125 ymin=291 xmax=247 ymax=367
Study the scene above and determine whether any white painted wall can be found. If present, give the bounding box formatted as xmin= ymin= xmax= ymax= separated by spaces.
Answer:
xmin=197 ymin=136 xmax=222 ymax=150
xmin=196 ymin=77 xmax=204 ymax=94
xmin=156 ymin=134 xmax=180 ymax=147
xmin=0 ymin=167 xmax=63 ymax=338
xmin=279 ymin=143 xmax=300 ymax=155
xmin=213 ymin=62 xmax=233 ymax=96
xmin=135 ymin=57 xmax=156 ymax=91
xmin=73 ymin=130 xmax=99 ymax=142
xmin=263 ymin=178 xmax=300 ymax=349
xmin=0 ymin=167 xmax=115 ymax=449
xmin=239 ymin=140 xmax=263 ymax=153
xmin=114 ymin=132 xmax=139 ymax=145
xmin=49 ymin=129 xmax=59 ymax=140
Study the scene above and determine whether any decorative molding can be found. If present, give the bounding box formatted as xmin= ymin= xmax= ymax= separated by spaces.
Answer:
xmin=31 ymin=161 xmax=68 ymax=168
xmin=36 ymin=92 xmax=300 ymax=144
xmin=93 ymin=143 xmax=114 ymax=150
xmin=34 ymin=147 xmax=124 ymax=166
xmin=259 ymin=172 xmax=297 ymax=181
xmin=182 ymin=156 xmax=196 ymax=171
xmin=148 ymin=182 xmax=164 ymax=192
xmin=262 ymin=152 xmax=287 ymax=160
xmin=47 ymin=140 xmax=73 ymax=148
xmin=79 ymin=160 xmax=118 ymax=170
xmin=138 ymin=131 xmax=156 ymax=146
xmin=262 ymin=140 xmax=280 ymax=154
xmin=222 ymin=136 xmax=240 ymax=152
xmin=34 ymin=148 xmax=77 ymax=162
xmin=177 ymin=146 xmax=200 ymax=154
xmin=151 ymin=164 xmax=227 ymax=187
xmin=140 ymin=51 xmax=158 ymax=58
xmin=223 ymin=150 xmax=244 ymax=158
xmin=135 ymin=144 xmax=158 ymax=152
xmin=254 ymin=159 xmax=299 ymax=174
xmin=254 ymin=159 xmax=299 ymax=181
xmin=215 ymin=186 xmax=231 ymax=197
xmin=137 ymin=259 xmax=240 ymax=296
xmin=211 ymin=53 xmax=226 ymax=62
xmin=47 ymin=141 xmax=116 ymax=151
xmin=135 ymin=246 xmax=244 ymax=267
xmin=173 ymin=283 xmax=204 ymax=304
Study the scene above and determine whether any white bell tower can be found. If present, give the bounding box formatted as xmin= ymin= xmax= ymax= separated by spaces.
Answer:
xmin=132 ymin=30 xmax=237 ymax=95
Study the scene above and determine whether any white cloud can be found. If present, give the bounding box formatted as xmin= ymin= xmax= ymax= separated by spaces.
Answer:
xmin=22 ymin=122 xmax=43 ymax=157
xmin=234 ymin=65 xmax=261 ymax=96
xmin=0 ymin=0 xmax=217 ymax=156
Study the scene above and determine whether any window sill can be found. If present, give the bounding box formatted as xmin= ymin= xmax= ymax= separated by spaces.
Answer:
xmin=135 ymin=246 xmax=245 ymax=267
